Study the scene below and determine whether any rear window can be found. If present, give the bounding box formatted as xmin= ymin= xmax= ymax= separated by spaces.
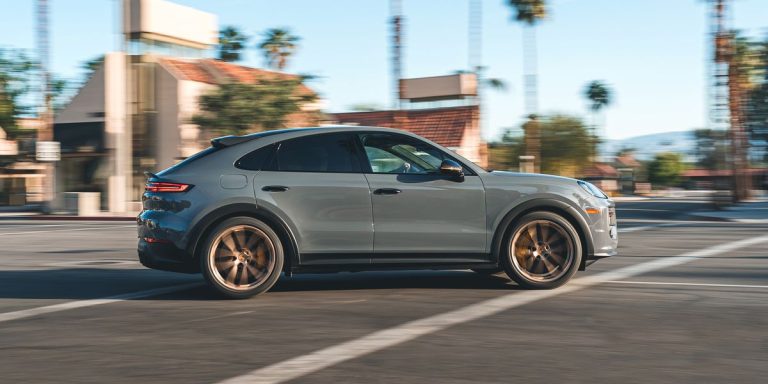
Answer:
xmin=235 ymin=144 xmax=276 ymax=171
xmin=268 ymin=133 xmax=361 ymax=173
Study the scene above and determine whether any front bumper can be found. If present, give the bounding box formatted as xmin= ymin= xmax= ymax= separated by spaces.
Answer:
xmin=582 ymin=203 xmax=618 ymax=269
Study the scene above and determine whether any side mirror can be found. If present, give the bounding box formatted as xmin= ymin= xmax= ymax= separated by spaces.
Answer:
xmin=439 ymin=159 xmax=465 ymax=182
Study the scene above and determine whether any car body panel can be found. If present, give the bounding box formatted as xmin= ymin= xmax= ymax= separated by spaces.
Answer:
xmin=479 ymin=171 xmax=618 ymax=262
xmin=364 ymin=173 xmax=486 ymax=259
xmin=253 ymin=171 xmax=373 ymax=264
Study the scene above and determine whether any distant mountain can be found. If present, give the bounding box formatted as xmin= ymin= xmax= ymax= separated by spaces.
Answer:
xmin=601 ymin=131 xmax=696 ymax=161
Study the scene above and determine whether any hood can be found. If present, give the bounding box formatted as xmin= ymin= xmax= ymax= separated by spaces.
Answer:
xmin=487 ymin=170 xmax=580 ymax=184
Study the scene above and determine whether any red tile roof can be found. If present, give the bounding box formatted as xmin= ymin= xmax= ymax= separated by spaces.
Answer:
xmin=160 ymin=58 xmax=314 ymax=95
xmin=161 ymin=58 xmax=217 ymax=84
xmin=682 ymin=168 xmax=768 ymax=177
xmin=614 ymin=154 xmax=641 ymax=168
xmin=582 ymin=163 xmax=619 ymax=178
xmin=331 ymin=106 xmax=478 ymax=148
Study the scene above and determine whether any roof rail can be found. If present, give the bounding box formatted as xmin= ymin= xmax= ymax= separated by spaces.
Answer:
xmin=210 ymin=128 xmax=321 ymax=148
xmin=210 ymin=135 xmax=255 ymax=148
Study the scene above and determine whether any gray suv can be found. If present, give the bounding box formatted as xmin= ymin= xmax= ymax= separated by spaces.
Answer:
xmin=138 ymin=126 xmax=617 ymax=298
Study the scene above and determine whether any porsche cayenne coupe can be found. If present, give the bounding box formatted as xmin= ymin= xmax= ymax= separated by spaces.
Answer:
xmin=138 ymin=126 xmax=618 ymax=298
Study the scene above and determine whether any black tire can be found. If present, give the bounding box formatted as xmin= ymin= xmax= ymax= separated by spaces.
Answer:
xmin=501 ymin=211 xmax=582 ymax=289
xmin=200 ymin=216 xmax=284 ymax=299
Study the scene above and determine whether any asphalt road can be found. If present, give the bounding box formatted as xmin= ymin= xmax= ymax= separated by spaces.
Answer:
xmin=0 ymin=199 xmax=766 ymax=383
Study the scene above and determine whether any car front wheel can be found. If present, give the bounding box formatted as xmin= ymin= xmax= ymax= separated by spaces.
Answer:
xmin=502 ymin=211 xmax=582 ymax=289
xmin=200 ymin=217 xmax=284 ymax=299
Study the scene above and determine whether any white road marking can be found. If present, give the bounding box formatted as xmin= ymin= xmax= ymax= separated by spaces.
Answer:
xmin=0 ymin=282 xmax=202 ymax=323
xmin=0 ymin=225 xmax=135 ymax=236
xmin=218 ymin=234 xmax=768 ymax=384
xmin=618 ymin=223 xmax=677 ymax=233
xmin=43 ymin=259 xmax=140 ymax=268
xmin=606 ymin=280 xmax=768 ymax=289
xmin=0 ymin=224 xmax=70 ymax=229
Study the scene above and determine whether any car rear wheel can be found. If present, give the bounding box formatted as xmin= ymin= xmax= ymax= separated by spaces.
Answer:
xmin=502 ymin=211 xmax=582 ymax=289
xmin=200 ymin=217 xmax=284 ymax=299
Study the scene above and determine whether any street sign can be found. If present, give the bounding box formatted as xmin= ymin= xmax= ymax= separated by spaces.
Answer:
xmin=36 ymin=141 xmax=61 ymax=162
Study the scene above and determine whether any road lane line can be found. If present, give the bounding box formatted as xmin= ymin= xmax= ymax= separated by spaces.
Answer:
xmin=606 ymin=280 xmax=768 ymax=289
xmin=0 ymin=225 xmax=135 ymax=236
xmin=218 ymin=234 xmax=768 ymax=384
xmin=0 ymin=282 xmax=202 ymax=323
xmin=618 ymin=223 xmax=677 ymax=233
xmin=0 ymin=224 xmax=70 ymax=229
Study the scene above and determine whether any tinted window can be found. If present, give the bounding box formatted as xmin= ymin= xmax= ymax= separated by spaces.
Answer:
xmin=359 ymin=133 xmax=466 ymax=174
xmin=235 ymin=144 xmax=276 ymax=171
xmin=271 ymin=133 xmax=361 ymax=173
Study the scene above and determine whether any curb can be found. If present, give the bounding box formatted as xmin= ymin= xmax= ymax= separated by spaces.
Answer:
xmin=0 ymin=215 xmax=136 ymax=222
xmin=688 ymin=212 xmax=768 ymax=223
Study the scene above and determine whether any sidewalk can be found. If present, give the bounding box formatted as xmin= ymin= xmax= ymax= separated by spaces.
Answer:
xmin=691 ymin=200 xmax=768 ymax=223
xmin=0 ymin=206 xmax=137 ymax=221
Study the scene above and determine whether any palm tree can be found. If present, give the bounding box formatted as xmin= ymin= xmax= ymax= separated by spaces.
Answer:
xmin=258 ymin=28 xmax=300 ymax=71
xmin=507 ymin=0 xmax=547 ymax=173
xmin=218 ymin=26 xmax=249 ymax=62
xmin=583 ymin=80 xmax=613 ymax=136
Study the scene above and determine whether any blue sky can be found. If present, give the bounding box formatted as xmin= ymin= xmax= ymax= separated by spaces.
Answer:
xmin=1 ymin=0 xmax=766 ymax=140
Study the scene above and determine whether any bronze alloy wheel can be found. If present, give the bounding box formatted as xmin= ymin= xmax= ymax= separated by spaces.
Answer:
xmin=509 ymin=219 xmax=575 ymax=283
xmin=208 ymin=225 xmax=276 ymax=291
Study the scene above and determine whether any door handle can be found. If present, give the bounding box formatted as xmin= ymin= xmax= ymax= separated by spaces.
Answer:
xmin=262 ymin=185 xmax=289 ymax=192
xmin=373 ymin=188 xmax=402 ymax=195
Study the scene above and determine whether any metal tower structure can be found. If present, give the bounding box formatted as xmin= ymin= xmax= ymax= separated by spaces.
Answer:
xmin=710 ymin=0 xmax=751 ymax=201
xmin=390 ymin=0 xmax=404 ymax=109
xmin=468 ymin=0 xmax=482 ymax=72
xmin=710 ymin=0 xmax=731 ymax=132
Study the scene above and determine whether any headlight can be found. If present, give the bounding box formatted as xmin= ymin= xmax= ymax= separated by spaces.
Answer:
xmin=578 ymin=180 xmax=608 ymax=199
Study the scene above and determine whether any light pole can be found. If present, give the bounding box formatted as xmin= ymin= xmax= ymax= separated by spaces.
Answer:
xmin=36 ymin=0 xmax=56 ymax=213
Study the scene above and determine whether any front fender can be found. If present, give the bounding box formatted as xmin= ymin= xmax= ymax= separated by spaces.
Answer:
xmin=490 ymin=196 xmax=595 ymax=269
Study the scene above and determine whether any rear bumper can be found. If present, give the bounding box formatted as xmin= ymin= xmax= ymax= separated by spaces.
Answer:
xmin=137 ymin=239 xmax=198 ymax=273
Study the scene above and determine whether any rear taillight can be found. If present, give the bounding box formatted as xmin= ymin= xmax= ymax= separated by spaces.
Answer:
xmin=143 ymin=237 xmax=171 ymax=244
xmin=145 ymin=181 xmax=191 ymax=193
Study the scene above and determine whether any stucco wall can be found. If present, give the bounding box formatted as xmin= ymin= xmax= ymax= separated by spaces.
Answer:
xmin=155 ymin=63 xmax=180 ymax=170
xmin=177 ymin=79 xmax=215 ymax=157
xmin=55 ymin=66 xmax=106 ymax=125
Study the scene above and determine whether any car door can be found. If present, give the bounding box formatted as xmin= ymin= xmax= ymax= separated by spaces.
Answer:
xmin=249 ymin=132 xmax=373 ymax=265
xmin=357 ymin=132 xmax=487 ymax=263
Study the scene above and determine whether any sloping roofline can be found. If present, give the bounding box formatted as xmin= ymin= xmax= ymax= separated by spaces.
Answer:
xmin=210 ymin=126 xmax=487 ymax=174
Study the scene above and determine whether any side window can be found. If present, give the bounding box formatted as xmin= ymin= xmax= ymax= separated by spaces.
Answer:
xmin=364 ymin=146 xmax=406 ymax=173
xmin=235 ymin=144 xmax=275 ymax=171
xmin=272 ymin=133 xmax=361 ymax=173
xmin=359 ymin=133 xmax=461 ymax=175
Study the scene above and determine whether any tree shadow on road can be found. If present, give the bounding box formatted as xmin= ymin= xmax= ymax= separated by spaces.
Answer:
xmin=0 ymin=268 xmax=517 ymax=301
xmin=272 ymin=270 xmax=517 ymax=293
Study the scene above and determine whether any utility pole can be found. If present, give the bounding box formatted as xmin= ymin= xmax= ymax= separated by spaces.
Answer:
xmin=522 ymin=25 xmax=540 ymax=173
xmin=390 ymin=0 xmax=404 ymax=110
xmin=469 ymin=0 xmax=483 ymax=135
xmin=36 ymin=0 xmax=55 ymax=212
xmin=468 ymin=0 xmax=482 ymax=73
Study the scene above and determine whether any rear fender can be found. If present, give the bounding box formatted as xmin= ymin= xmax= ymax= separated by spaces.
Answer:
xmin=184 ymin=203 xmax=300 ymax=273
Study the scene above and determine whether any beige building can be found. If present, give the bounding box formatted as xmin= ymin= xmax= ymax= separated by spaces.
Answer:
xmin=54 ymin=0 xmax=319 ymax=213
